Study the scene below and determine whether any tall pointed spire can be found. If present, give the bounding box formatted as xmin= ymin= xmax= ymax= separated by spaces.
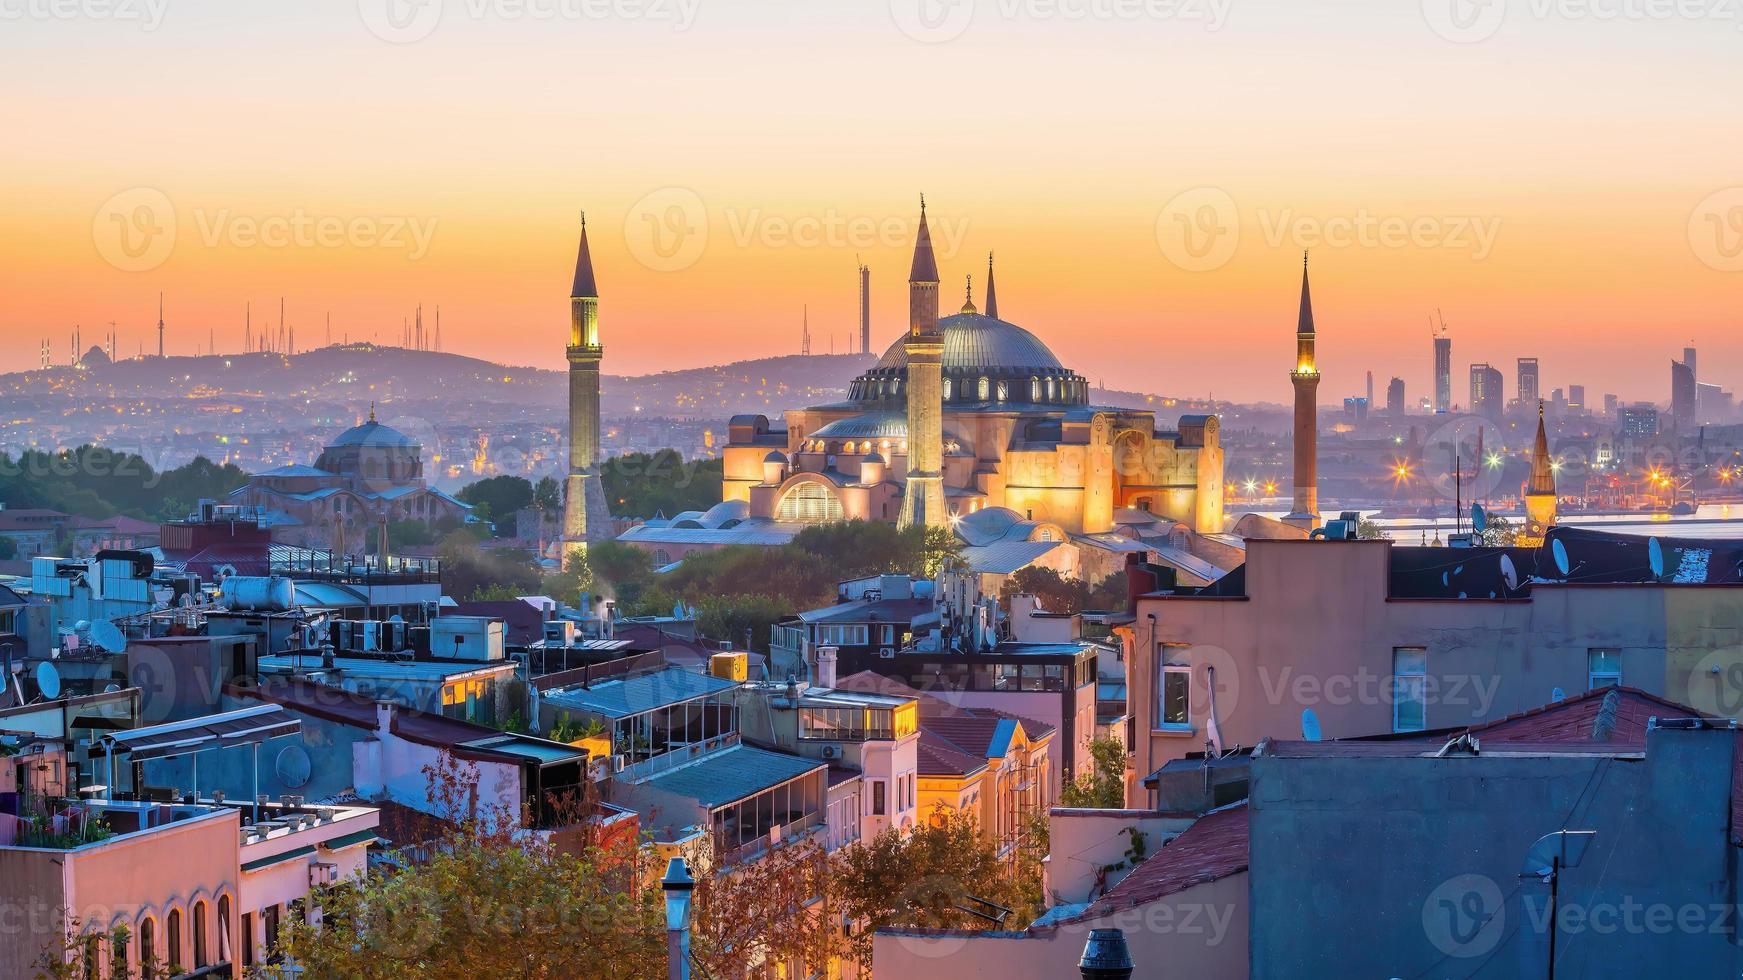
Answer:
xmin=1297 ymin=250 xmax=1315 ymax=334
xmin=909 ymin=195 xmax=939 ymax=284
xmin=1529 ymin=401 xmax=1555 ymax=496
xmin=984 ymin=251 xmax=999 ymax=319
xmin=571 ymin=210 xmax=598 ymax=299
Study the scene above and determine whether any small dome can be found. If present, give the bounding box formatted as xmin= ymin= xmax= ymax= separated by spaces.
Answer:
xmin=764 ymin=450 xmax=788 ymax=463
xmin=329 ymin=420 xmax=417 ymax=449
xmin=810 ymin=412 xmax=910 ymax=441
xmin=862 ymin=452 xmax=885 ymax=465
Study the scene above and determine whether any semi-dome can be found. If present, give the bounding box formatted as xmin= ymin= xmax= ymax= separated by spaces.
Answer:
xmin=328 ymin=419 xmax=417 ymax=449
xmin=872 ymin=313 xmax=1066 ymax=373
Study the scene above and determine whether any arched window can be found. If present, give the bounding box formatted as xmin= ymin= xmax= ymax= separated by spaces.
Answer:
xmin=943 ymin=379 xmax=952 ymax=400
xmin=140 ymin=915 xmax=157 ymax=979
xmin=193 ymin=900 xmax=209 ymax=967
xmin=217 ymin=895 xmax=232 ymax=967
xmin=775 ymin=483 xmax=845 ymax=523
xmin=1046 ymin=378 xmax=1056 ymax=402
xmin=167 ymin=908 xmax=183 ymax=974
xmin=1031 ymin=377 xmax=1041 ymax=401
xmin=653 ymin=549 xmax=672 ymax=565
xmin=996 ymin=380 xmax=1008 ymax=401
xmin=978 ymin=376 xmax=989 ymax=400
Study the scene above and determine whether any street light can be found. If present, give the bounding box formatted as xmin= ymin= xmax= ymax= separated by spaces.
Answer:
xmin=1079 ymin=927 xmax=1134 ymax=980
xmin=661 ymin=856 xmax=695 ymax=980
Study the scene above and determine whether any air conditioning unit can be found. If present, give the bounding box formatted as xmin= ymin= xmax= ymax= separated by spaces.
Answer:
xmin=309 ymin=862 xmax=339 ymax=887
xmin=878 ymin=648 xmax=895 ymax=659
xmin=611 ymin=755 xmax=627 ymax=773
xmin=820 ymin=745 xmax=841 ymax=760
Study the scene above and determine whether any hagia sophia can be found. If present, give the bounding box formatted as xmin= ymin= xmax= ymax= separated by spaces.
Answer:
xmin=607 ymin=202 xmax=1242 ymax=586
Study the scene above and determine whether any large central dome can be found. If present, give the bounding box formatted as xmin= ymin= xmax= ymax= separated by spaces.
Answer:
xmin=872 ymin=312 xmax=1067 ymax=373
xmin=849 ymin=312 xmax=1088 ymax=408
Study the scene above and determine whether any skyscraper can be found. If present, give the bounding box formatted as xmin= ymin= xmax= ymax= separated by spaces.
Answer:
xmin=1387 ymin=377 xmax=1406 ymax=416
xmin=562 ymin=213 xmax=611 ymax=547
xmin=898 ymin=198 xmax=947 ymax=530
xmin=1433 ymin=328 xmax=1452 ymax=414
xmin=1516 ymin=357 xmax=1539 ymax=410
xmin=1568 ymin=384 xmax=1585 ymax=414
xmin=1285 ymin=252 xmax=1320 ymax=530
xmin=1671 ymin=358 xmax=1697 ymax=430
xmin=1469 ymin=363 xmax=1503 ymax=421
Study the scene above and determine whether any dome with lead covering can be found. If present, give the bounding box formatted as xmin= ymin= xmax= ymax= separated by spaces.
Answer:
xmin=872 ymin=313 xmax=1066 ymax=373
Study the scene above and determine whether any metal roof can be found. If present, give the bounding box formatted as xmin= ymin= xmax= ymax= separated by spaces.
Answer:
xmin=328 ymin=420 xmax=417 ymax=448
xmin=640 ymin=743 xmax=825 ymax=809
xmin=541 ymin=667 xmax=739 ymax=720
xmin=105 ymin=705 xmax=300 ymax=762
xmin=618 ymin=518 xmax=804 ymax=547
xmin=959 ymin=540 xmax=1061 ymax=575
xmin=871 ymin=313 xmax=1068 ymax=373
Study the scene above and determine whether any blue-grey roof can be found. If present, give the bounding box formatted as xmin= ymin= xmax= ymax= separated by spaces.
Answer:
xmin=641 ymin=743 xmax=825 ymax=809
xmin=959 ymin=540 xmax=1061 ymax=575
xmin=617 ymin=518 xmax=803 ymax=548
xmin=542 ymin=667 xmax=738 ymax=720
xmin=258 ymin=464 xmax=336 ymax=478
xmin=872 ymin=313 xmax=1066 ymax=373
xmin=328 ymin=420 xmax=417 ymax=449
xmin=810 ymin=412 xmax=910 ymax=441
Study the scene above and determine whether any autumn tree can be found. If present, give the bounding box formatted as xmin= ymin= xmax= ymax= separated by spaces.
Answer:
xmin=1059 ymin=737 xmax=1128 ymax=808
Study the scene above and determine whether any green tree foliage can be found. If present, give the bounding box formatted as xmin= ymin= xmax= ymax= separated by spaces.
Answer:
xmin=387 ymin=519 xmax=436 ymax=550
xmin=533 ymin=476 xmax=561 ymax=515
xmin=438 ymin=531 xmax=541 ymax=600
xmin=1059 ymin=737 xmax=1129 ymax=808
xmin=600 ymin=451 xmax=723 ymax=519
xmin=456 ymin=475 xmax=535 ymax=537
xmin=999 ymin=566 xmax=1128 ymax=616
xmin=0 ymin=447 xmax=248 ymax=521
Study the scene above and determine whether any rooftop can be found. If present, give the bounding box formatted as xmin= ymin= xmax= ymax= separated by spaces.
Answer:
xmin=637 ymin=742 xmax=825 ymax=809
xmin=541 ymin=666 xmax=740 ymax=720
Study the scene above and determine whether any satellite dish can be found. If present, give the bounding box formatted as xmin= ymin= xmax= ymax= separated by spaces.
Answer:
xmin=1648 ymin=537 xmax=1665 ymax=578
xmin=388 ymin=614 xmax=405 ymax=623
xmin=215 ymin=564 xmax=238 ymax=580
xmin=275 ymin=744 xmax=312 ymax=788
xmin=1301 ymin=708 xmax=1323 ymax=742
xmin=1471 ymin=503 xmax=1486 ymax=533
xmin=1500 ymin=554 xmax=1519 ymax=591
xmin=35 ymin=662 xmax=61 ymax=700
xmin=1551 ymin=686 xmax=1566 ymax=703
xmin=1552 ymin=539 xmax=1570 ymax=577
xmin=103 ymin=684 xmax=121 ymax=694
xmin=89 ymin=620 xmax=127 ymax=655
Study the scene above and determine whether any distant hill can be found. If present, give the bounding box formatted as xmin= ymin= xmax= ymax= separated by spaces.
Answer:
xmin=9 ymin=345 xmax=1215 ymax=423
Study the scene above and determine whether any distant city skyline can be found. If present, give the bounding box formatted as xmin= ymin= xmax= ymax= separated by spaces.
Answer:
xmin=5 ymin=1 xmax=1740 ymax=403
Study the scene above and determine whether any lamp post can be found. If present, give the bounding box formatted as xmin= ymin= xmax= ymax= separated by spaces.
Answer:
xmin=1078 ymin=927 xmax=1133 ymax=980
xmin=661 ymin=856 xmax=695 ymax=980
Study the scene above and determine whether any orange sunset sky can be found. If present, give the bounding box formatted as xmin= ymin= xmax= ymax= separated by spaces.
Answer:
xmin=2 ymin=0 xmax=1740 ymax=404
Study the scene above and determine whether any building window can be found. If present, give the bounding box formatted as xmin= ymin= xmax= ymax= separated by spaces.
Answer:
xmin=140 ymin=917 xmax=157 ymax=979
xmin=1159 ymin=661 xmax=1191 ymax=728
xmin=978 ymin=376 xmax=990 ymax=400
xmin=996 ymin=380 xmax=1008 ymax=401
xmin=1589 ymin=649 xmax=1622 ymax=689
xmin=653 ymin=549 xmax=671 ymax=565
xmin=815 ymin=624 xmax=869 ymax=646
xmin=1393 ymin=647 xmax=1428 ymax=733
xmin=167 ymin=908 xmax=183 ymax=974
xmin=192 ymin=901 xmax=208 ymax=968
xmin=775 ymin=482 xmax=845 ymax=523
xmin=871 ymin=780 xmax=887 ymax=816
xmin=943 ymin=379 xmax=953 ymax=400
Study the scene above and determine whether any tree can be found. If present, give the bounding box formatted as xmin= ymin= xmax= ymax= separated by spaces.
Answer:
xmin=1059 ymin=737 xmax=1128 ymax=808
xmin=457 ymin=476 xmax=535 ymax=537
xmin=692 ymin=838 xmax=845 ymax=979
xmin=387 ymin=519 xmax=436 ymax=550
xmin=833 ymin=808 xmax=1040 ymax=969
xmin=438 ymin=532 xmax=541 ymax=600
xmin=1356 ymin=519 xmax=1389 ymax=540
xmin=533 ymin=476 xmax=561 ymax=516
xmin=600 ymin=451 xmax=723 ymax=519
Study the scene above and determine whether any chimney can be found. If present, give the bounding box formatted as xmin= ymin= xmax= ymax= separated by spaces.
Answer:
xmin=816 ymin=645 xmax=839 ymax=689
xmin=374 ymin=699 xmax=396 ymax=736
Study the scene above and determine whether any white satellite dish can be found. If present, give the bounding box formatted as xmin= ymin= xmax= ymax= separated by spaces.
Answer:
xmin=1551 ymin=686 xmax=1566 ymax=703
xmin=1648 ymin=537 xmax=1665 ymax=578
xmin=1301 ymin=708 xmax=1323 ymax=742
xmin=1552 ymin=539 xmax=1571 ymax=577
xmin=35 ymin=662 xmax=61 ymax=700
xmin=1471 ymin=503 xmax=1487 ymax=534
xmin=1500 ymin=554 xmax=1519 ymax=591
xmin=89 ymin=620 xmax=127 ymax=655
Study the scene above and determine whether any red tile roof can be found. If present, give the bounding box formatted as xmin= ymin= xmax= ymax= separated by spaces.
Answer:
xmin=915 ymin=731 xmax=989 ymax=778
xmin=1079 ymin=803 xmax=1249 ymax=920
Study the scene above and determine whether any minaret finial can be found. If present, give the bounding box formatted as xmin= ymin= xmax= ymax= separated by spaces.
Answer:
xmin=580 ymin=210 xmax=586 ymax=229
xmin=984 ymin=250 xmax=999 ymax=319
xmin=960 ymin=274 xmax=977 ymax=315
xmin=1303 ymin=249 xmax=1309 ymax=270
xmin=369 ymin=400 xmax=376 ymax=423
xmin=920 ymin=193 xmax=926 ymax=213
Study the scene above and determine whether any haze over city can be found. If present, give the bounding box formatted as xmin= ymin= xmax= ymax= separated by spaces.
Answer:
xmin=5 ymin=0 xmax=1741 ymax=402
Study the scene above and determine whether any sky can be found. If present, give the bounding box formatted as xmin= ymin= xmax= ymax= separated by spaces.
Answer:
xmin=2 ymin=0 xmax=1740 ymax=405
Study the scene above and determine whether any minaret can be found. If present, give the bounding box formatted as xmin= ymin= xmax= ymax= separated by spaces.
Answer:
xmin=899 ymin=197 xmax=948 ymax=530
xmin=157 ymin=293 xmax=165 ymax=357
xmin=984 ymin=252 xmax=999 ymax=320
xmin=1523 ymin=401 xmax=1558 ymax=546
xmin=562 ymin=212 xmax=611 ymax=548
xmin=858 ymin=261 xmax=871 ymax=354
xmin=1284 ymin=251 xmax=1320 ymax=530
